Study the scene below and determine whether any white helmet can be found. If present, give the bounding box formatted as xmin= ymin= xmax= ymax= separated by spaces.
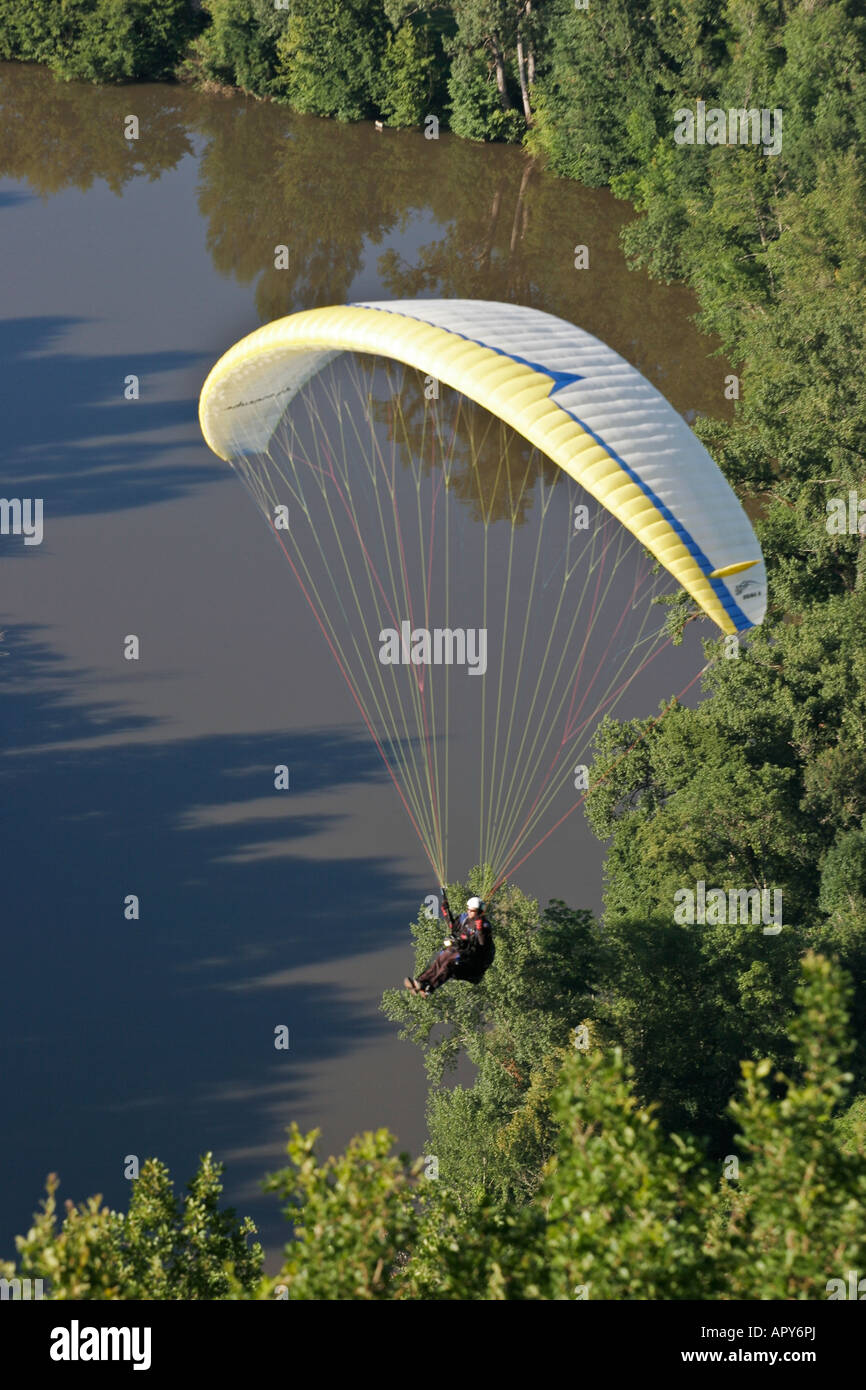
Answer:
xmin=466 ymin=896 xmax=483 ymax=911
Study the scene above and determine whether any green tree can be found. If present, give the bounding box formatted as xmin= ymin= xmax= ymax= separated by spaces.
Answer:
xmin=713 ymin=953 xmax=866 ymax=1298
xmin=382 ymin=875 xmax=601 ymax=1206
xmin=536 ymin=1043 xmax=714 ymax=1299
xmin=3 ymin=1155 xmax=262 ymax=1299
xmin=0 ymin=0 xmax=65 ymax=62
xmin=264 ymin=1125 xmax=421 ymax=1299
xmin=446 ymin=0 xmax=524 ymax=141
xmin=376 ymin=21 xmax=436 ymax=126
xmin=193 ymin=0 xmax=290 ymax=96
xmin=277 ymin=0 xmax=387 ymax=121
xmin=48 ymin=0 xmax=195 ymax=84
xmin=584 ymin=688 xmax=812 ymax=1144
xmin=528 ymin=0 xmax=665 ymax=184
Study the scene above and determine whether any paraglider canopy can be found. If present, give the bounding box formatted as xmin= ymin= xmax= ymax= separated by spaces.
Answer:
xmin=200 ymin=299 xmax=765 ymax=634
xmin=199 ymin=300 xmax=766 ymax=885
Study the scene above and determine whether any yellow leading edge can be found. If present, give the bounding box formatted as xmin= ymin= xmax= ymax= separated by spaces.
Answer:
xmin=199 ymin=301 xmax=766 ymax=635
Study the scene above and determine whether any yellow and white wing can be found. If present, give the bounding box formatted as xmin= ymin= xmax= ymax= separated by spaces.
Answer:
xmin=199 ymin=299 xmax=766 ymax=633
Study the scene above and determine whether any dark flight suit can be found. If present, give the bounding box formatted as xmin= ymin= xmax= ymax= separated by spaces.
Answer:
xmin=417 ymin=911 xmax=494 ymax=993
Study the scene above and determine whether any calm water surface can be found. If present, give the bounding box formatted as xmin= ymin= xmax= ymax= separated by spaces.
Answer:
xmin=0 ymin=63 xmax=725 ymax=1263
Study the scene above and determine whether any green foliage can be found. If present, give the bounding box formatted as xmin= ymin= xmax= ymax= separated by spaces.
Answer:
xmin=0 ymin=0 xmax=195 ymax=82
xmin=446 ymin=44 xmax=522 ymax=142
xmin=376 ymin=22 xmax=435 ymax=127
xmin=592 ymin=909 xmax=803 ymax=1150
xmin=277 ymin=0 xmax=387 ymax=121
xmin=582 ymin=654 xmax=828 ymax=1142
xmin=527 ymin=0 xmax=665 ymax=184
xmin=271 ymin=951 xmax=866 ymax=1300
xmin=819 ymin=829 xmax=866 ymax=918
xmin=382 ymin=874 xmax=600 ymax=1206
xmin=5 ymin=953 xmax=863 ymax=1301
xmin=652 ymin=587 xmax=701 ymax=645
xmin=0 ymin=0 xmax=64 ymax=63
xmin=442 ymin=0 xmax=529 ymax=142
xmin=404 ymin=1176 xmax=543 ymax=1299
xmin=585 ymin=566 xmax=866 ymax=1111
xmin=54 ymin=0 xmax=194 ymax=84
xmin=3 ymin=1155 xmax=262 ymax=1299
xmin=194 ymin=0 xmax=289 ymax=96
xmin=836 ymin=1094 xmax=866 ymax=1158
xmin=536 ymin=1044 xmax=714 ymax=1299
xmin=713 ymin=953 xmax=866 ymax=1297
xmin=269 ymin=950 xmax=866 ymax=1299
xmin=761 ymin=0 xmax=866 ymax=189
xmin=264 ymin=1124 xmax=421 ymax=1299
xmin=816 ymin=827 xmax=866 ymax=1089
